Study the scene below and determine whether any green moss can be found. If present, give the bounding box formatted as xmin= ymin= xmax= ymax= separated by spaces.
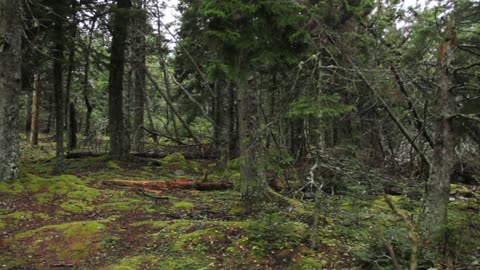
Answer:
xmin=33 ymin=193 xmax=53 ymax=204
xmin=18 ymin=174 xmax=101 ymax=213
xmin=107 ymin=160 xmax=122 ymax=170
xmin=0 ymin=181 xmax=24 ymax=195
xmin=60 ymin=200 xmax=93 ymax=213
xmin=372 ymin=195 xmax=403 ymax=211
xmin=228 ymin=204 xmax=247 ymax=215
xmin=297 ymin=257 xmax=326 ymax=269
xmin=67 ymin=189 xmax=99 ymax=202
xmin=107 ymin=255 xmax=159 ymax=270
xmin=135 ymin=219 xmax=194 ymax=233
xmin=161 ymin=152 xmax=186 ymax=164
xmin=0 ymin=211 xmax=33 ymax=228
xmin=156 ymin=253 xmax=212 ymax=269
xmin=159 ymin=153 xmax=200 ymax=173
xmin=0 ymin=254 xmax=26 ymax=269
xmin=173 ymin=227 xmax=225 ymax=251
xmin=34 ymin=213 xmax=50 ymax=220
xmin=4 ymin=211 xmax=32 ymax=220
xmin=172 ymin=201 xmax=194 ymax=211
xmin=227 ymin=158 xmax=241 ymax=170
xmin=15 ymin=219 xmax=108 ymax=240
xmin=98 ymin=200 xmax=143 ymax=211
xmin=13 ymin=219 xmax=112 ymax=262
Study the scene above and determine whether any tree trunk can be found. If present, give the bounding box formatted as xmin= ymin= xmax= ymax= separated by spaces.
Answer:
xmin=0 ymin=0 xmax=21 ymax=181
xmin=45 ymin=93 xmax=54 ymax=134
xmin=228 ymin=86 xmax=239 ymax=159
xmin=68 ymin=102 xmax=77 ymax=151
xmin=52 ymin=0 xmax=66 ymax=173
xmin=30 ymin=73 xmax=41 ymax=146
xmin=66 ymin=0 xmax=78 ymax=151
xmin=132 ymin=0 xmax=146 ymax=152
xmin=419 ymin=17 xmax=457 ymax=250
xmin=216 ymin=81 xmax=230 ymax=169
xmin=108 ymin=0 xmax=131 ymax=160
xmin=235 ymin=56 xmax=267 ymax=203
xmin=22 ymin=38 xmax=34 ymax=138
xmin=83 ymin=18 xmax=96 ymax=136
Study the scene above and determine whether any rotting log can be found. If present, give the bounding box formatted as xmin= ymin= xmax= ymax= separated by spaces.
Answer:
xmin=66 ymin=151 xmax=217 ymax=160
xmin=103 ymin=179 xmax=233 ymax=194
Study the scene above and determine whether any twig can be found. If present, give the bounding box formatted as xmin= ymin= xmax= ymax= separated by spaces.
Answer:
xmin=384 ymin=195 xmax=419 ymax=270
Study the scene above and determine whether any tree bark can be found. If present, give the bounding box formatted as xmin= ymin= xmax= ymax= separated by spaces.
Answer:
xmin=235 ymin=56 xmax=267 ymax=203
xmin=132 ymin=0 xmax=146 ymax=152
xmin=0 ymin=0 xmax=21 ymax=181
xmin=30 ymin=73 xmax=41 ymax=146
xmin=52 ymin=0 xmax=66 ymax=173
xmin=66 ymin=0 xmax=78 ymax=151
xmin=108 ymin=0 xmax=131 ymax=160
xmin=83 ymin=18 xmax=96 ymax=136
xmin=419 ymin=17 xmax=457 ymax=248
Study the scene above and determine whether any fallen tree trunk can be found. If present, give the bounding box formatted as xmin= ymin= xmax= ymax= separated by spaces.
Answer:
xmin=66 ymin=151 xmax=217 ymax=160
xmin=103 ymin=179 xmax=233 ymax=194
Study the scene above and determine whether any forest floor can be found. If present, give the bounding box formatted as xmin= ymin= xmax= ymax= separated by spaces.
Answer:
xmin=1 ymin=138 xmax=479 ymax=269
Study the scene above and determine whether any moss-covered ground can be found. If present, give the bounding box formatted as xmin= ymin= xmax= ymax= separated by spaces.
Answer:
xmin=1 ymin=139 xmax=479 ymax=269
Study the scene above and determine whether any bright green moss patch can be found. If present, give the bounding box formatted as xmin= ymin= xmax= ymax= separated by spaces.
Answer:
xmin=107 ymin=160 xmax=122 ymax=170
xmin=3 ymin=211 xmax=32 ymax=220
xmin=33 ymin=192 xmax=53 ymax=204
xmin=173 ymin=227 xmax=226 ymax=251
xmin=0 ymin=211 xmax=33 ymax=228
xmin=17 ymin=174 xmax=101 ymax=214
xmin=98 ymin=200 xmax=147 ymax=211
xmin=297 ymin=257 xmax=327 ymax=269
xmin=156 ymin=253 xmax=213 ymax=269
xmin=0 ymin=181 xmax=24 ymax=195
xmin=172 ymin=201 xmax=194 ymax=210
xmin=13 ymin=219 xmax=112 ymax=263
xmin=60 ymin=200 xmax=93 ymax=213
xmin=106 ymin=255 xmax=159 ymax=270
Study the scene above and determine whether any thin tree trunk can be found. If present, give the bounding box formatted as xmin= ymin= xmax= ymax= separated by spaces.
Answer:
xmin=52 ymin=0 xmax=66 ymax=173
xmin=31 ymin=73 xmax=41 ymax=146
xmin=145 ymin=69 xmax=200 ymax=144
xmin=83 ymin=19 xmax=96 ymax=136
xmin=0 ymin=0 xmax=21 ymax=181
xmin=145 ymin=96 xmax=159 ymax=154
xmin=216 ymin=81 xmax=230 ymax=169
xmin=45 ymin=93 xmax=54 ymax=134
xmin=22 ymin=38 xmax=34 ymax=138
xmin=228 ymin=86 xmax=239 ymax=159
xmin=65 ymin=0 xmax=78 ymax=151
xmin=132 ymin=0 xmax=146 ymax=152
xmin=108 ymin=0 xmax=131 ymax=160
xmin=419 ymin=17 xmax=457 ymax=250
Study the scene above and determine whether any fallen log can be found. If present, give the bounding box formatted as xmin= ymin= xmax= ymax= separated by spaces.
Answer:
xmin=103 ymin=179 xmax=233 ymax=194
xmin=66 ymin=151 xmax=217 ymax=160
xmin=66 ymin=152 xmax=104 ymax=159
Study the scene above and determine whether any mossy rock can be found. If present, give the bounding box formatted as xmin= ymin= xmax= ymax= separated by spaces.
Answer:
xmin=160 ymin=153 xmax=200 ymax=173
